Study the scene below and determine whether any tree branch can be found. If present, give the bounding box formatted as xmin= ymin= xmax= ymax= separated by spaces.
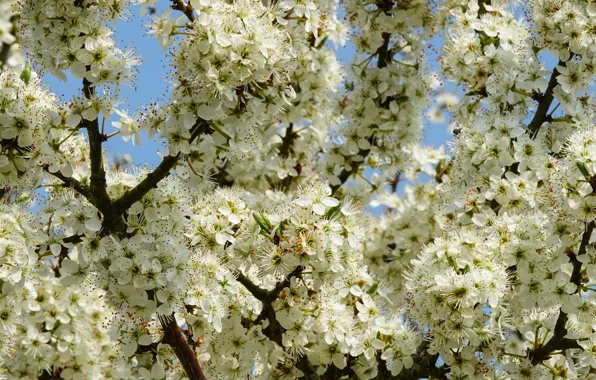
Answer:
xmin=53 ymin=235 xmax=82 ymax=277
xmin=38 ymin=369 xmax=61 ymax=380
xmin=528 ymin=58 xmax=570 ymax=136
xmin=114 ymin=120 xmax=208 ymax=212
xmin=171 ymin=0 xmax=195 ymax=22
xmin=82 ymin=78 xmax=112 ymax=214
xmin=391 ymin=351 xmax=447 ymax=379
xmin=159 ymin=314 xmax=207 ymax=380
xmin=530 ymin=221 xmax=593 ymax=364
xmin=235 ymin=271 xmax=269 ymax=301
xmin=297 ymin=357 xmax=322 ymax=380
xmin=0 ymin=15 xmax=17 ymax=69
xmin=330 ymin=138 xmax=373 ymax=196
xmin=0 ymin=43 xmax=11 ymax=69
xmin=279 ymin=123 xmax=295 ymax=158
xmin=238 ymin=266 xmax=304 ymax=328
xmin=270 ymin=266 xmax=304 ymax=300
xmin=42 ymin=166 xmax=96 ymax=205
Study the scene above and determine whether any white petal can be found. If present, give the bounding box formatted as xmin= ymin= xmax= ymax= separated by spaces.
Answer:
xmin=66 ymin=114 xmax=82 ymax=128
xmin=85 ymin=218 xmax=102 ymax=232
xmin=322 ymin=197 xmax=339 ymax=207
xmin=197 ymin=104 xmax=216 ymax=120
xmin=293 ymin=198 xmax=312 ymax=207
xmin=312 ymin=203 xmax=325 ymax=215
xmin=138 ymin=334 xmax=153 ymax=346
xmin=123 ymin=341 xmax=137 ymax=357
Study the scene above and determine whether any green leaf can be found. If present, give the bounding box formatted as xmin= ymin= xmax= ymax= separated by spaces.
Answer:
xmin=20 ymin=61 xmax=32 ymax=85
xmin=345 ymin=81 xmax=355 ymax=91
xmin=324 ymin=203 xmax=342 ymax=220
xmin=367 ymin=282 xmax=379 ymax=295
xmin=577 ymin=162 xmax=591 ymax=180
xmin=252 ymin=213 xmax=272 ymax=234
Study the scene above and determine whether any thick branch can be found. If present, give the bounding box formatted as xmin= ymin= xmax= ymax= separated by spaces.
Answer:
xmin=57 ymin=234 xmax=82 ymax=258
xmin=171 ymin=0 xmax=195 ymax=22
xmin=377 ymin=32 xmax=392 ymax=69
xmin=0 ymin=43 xmax=10 ymax=69
xmin=160 ymin=314 xmax=207 ymax=380
xmin=530 ymin=313 xmax=581 ymax=365
xmin=114 ymin=120 xmax=208 ymax=212
xmin=391 ymin=352 xmax=447 ymax=379
xmin=36 ymin=233 xmax=82 ymax=277
xmin=528 ymin=58 xmax=569 ymax=136
xmin=279 ymin=123 xmax=295 ymax=158
xmin=42 ymin=166 xmax=96 ymax=205
xmin=82 ymin=78 xmax=113 ymax=218
xmin=297 ymin=358 xmax=322 ymax=380
xmin=270 ymin=265 xmax=304 ymax=299
xmin=0 ymin=15 xmax=17 ymax=69
xmin=235 ymin=271 xmax=269 ymax=301
xmin=371 ymin=341 xmax=448 ymax=380
xmin=235 ymin=266 xmax=304 ymax=359
xmin=38 ymin=369 xmax=61 ymax=380
xmin=530 ymin=221 xmax=594 ymax=364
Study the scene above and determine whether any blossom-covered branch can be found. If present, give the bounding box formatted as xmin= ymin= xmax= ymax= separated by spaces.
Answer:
xmin=5 ymin=0 xmax=596 ymax=378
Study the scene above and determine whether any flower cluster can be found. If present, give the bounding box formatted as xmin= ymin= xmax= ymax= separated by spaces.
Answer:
xmin=319 ymin=0 xmax=434 ymax=196
xmin=0 ymin=68 xmax=56 ymax=188
xmin=216 ymin=0 xmax=346 ymax=188
xmin=20 ymin=0 xmax=139 ymax=85
xmin=8 ymin=0 xmax=596 ymax=377
xmin=0 ymin=202 xmax=127 ymax=379
xmin=402 ymin=0 xmax=596 ymax=377
xmin=2 ymin=279 xmax=120 ymax=379
xmin=365 ymin=183 xmax=442 ymax=301
xmin=179 ymin=182 xmax=421 ymax=378
xmin=139 ymin=0 xmax=348 ymax=192
xmin=0 ymin=0 xmax=22 ymax=68
xmin=141 ymin=0 xmax=305 ymax=172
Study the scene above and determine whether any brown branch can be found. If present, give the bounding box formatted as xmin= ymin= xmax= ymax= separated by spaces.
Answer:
xmin=528 ymin=58 xmax=571 ymax=136
xmin=0 ymin=43 xmax=11 ymax=69
xmin=330 ymin=138 xmax=373 ymax=196
xmin=160 ymin=314 xmax=207 ymax=380
xmin=235 ymin=266 xmax=304 ymax=368
xmin=377 ymin=32 xmax=392 ymax=69
xmin=297 ymin=358 xmax=322 ymax=380
xmin=38 ymin=369 xmax=61 ymax=380
xmin=235 ymin=271 xmax=269 ymax=301
xmin=320 ymin=357 xmax=356 ymax=380
xmin=530 ymin=221 xmax=594 ymax=364
xmin=0 ymin=15 xmax=18 ymax=69
xmin=42 ymin=166 xmax=96 ymax=205
xmin=434 ymin=159 xmax=450 ymax=184
xmin=58 ymin=234 xmax=82 ymax=255
xmin=389 ymin=172 xmax=400 ymax=193
xmin=82 ymin=78 xmax=112 ymax=211
xmin=79 ymin=77 xmax=126 ymax=234
xmin=270 ymin=266 xmax=304 ymax=299
xmin=279 ymin=123 xmax=295 ymax=158
xmin=391 ymin=350 xmax=447 ymax=379
xmin=171 ymin=0 xmax=195 ymax=22
xmin=113 ymin=120 xmax=208 ymax=212
xmin=51 ymin=235 xmax=83 ymax=277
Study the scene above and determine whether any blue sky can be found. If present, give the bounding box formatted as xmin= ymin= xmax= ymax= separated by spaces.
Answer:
xmin=43 ymin=4 xmax=452 ymax=175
